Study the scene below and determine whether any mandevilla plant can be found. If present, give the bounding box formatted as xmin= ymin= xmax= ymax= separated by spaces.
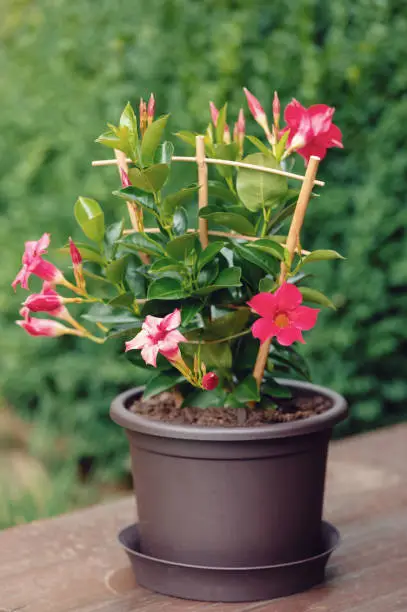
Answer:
xmin=12 ymin=89 xmax=343 ymax=407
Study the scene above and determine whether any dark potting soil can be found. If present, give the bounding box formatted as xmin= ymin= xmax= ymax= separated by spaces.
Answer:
xmin=130 ymin=390 xmax=332 ymax=427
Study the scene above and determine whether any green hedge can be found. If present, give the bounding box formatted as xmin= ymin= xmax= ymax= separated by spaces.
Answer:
xmin=1 ymin=0 xmax=406 ymax=481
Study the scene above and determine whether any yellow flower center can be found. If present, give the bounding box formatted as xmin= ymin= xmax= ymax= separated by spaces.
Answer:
xmin=274 ymin=313 xmax=289 ymax=328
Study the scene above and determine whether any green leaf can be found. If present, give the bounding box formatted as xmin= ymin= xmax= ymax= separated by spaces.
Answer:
xmin=113 ymin=187 xmax=159 ymax=215
xmin=181 ymin=303 xmax=204 ymax=328
xmin=162 ymin=185 xmax=199 ymax=219
xmin=105 ymin=256 xmax=128 ymax=284
xmin=119 ymin=102 xmax=139 ymax=158
xmin=299 ymin=287 xmax=336 ymax=309
xmin=82 ymin=303 xmax=140 ymax=325
xmin=150 ymin=257 xmax=187 ymax=274
xmin=233 ymin=243 xmax=279 ymax=275
xmin=234 ymin=375 xmax=260 ymax=403
xmin=141 ymin=115 xmax=169 ymax=165
xmin=197 ymin=241 xmax=225 ymax=272
xmin=59 ymin=243 xmax=106 ymax=266
xmin=207 ymin=180 xmax=239 ymax=205
xmin=156 ymin=140 xmax=174 ymax=164
xmin=175 ymin=131 xmax=198 ymax=147
xmin=246 ymin=135 xmax=271 ymax=156
xmin=118 ymin=233 xmax=165 ymax=257
xmin=275 ymin=130 xmax=290 ymax=161
xmin=213 ymin=142 xmax=239 ymax=179
xmin=300 ymin=250 xmax=345 ymax=266
xmin=74 ymin=197 xmax=105 ymax=243
xmin=173 ymin=207 xmax=188 ymax=236
xmin=182 ymin=389 xmax=227 ymax=409
xmin=128 ymin=163 xmax=169 ymax=193
xmin=108 ymin=292 xmax=134 ymax=308
xmin=258 ymin=276 xmax=276 ymax=292
xmin=215 ymin=103 xmax=228 ymax=144
xmin=143 ymin=372 xmax=185 ymax=399
xmin=199 ymin=206 xmax=256 ymax=235
xmin=125 ymin=259 xmax=147 ymax=297
xmin=236 ymin=153 xmax=288 ymax=212
xmin=194 ymin=266 xmax=242 ymax=295
xmin=197 ymin=260 xmax=219 ymax=288
xmin=95 ymin=130 xmax=121 ymax=150
xmin=267 ymin=202 xmax=296 ymax=232
xmin=147 ymin=277 xmax=187 ymax=300
xmin=262 ymin=379 xmax=292 ymax=399
xmin=166 ymin=234 xmax=199 ymax=261
xmin=247 ymin=238 xmax=285 ymax=260
xmin=203 ymin=308 xmax=250 ymax=339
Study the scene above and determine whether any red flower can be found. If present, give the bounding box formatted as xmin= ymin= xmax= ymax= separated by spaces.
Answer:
xmin=16 ymin=307 xmax=77 ymax=338
xmin=23 ymin=282 xmax=68 ymax=319
xmin=12 ymin=233 xmax=64 ymax=291
xmin=125 ymin=308 xmax=187 ymax=367
xmin=247 ymin=283 xmax=319 ymax=346
xmin=202 ymin=372 xmax=219 ymax=391
xmin=282 ymin=99 xmax=343 ymax=163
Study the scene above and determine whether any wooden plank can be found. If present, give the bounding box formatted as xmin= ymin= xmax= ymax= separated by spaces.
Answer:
xmin=1 ymin=424 xmax=407 ymax=612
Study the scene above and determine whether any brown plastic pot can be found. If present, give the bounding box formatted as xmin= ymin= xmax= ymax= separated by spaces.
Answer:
xmin=111 ymin=379 xmax=347 ymax=600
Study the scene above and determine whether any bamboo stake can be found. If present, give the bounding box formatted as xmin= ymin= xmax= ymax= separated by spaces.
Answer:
xmin=114 ymin=149 xmax=150 ymax=265
xmin=92 ymin=156 xmax=325 ymax=187
xmin=196 ymin=135 xmax=209 ymax=249
xmin=252 ymin=155 xmax=321 ymax=389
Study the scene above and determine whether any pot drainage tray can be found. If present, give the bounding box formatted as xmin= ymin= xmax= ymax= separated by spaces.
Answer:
xmin=118 ymin=520 xmax=340 ymax=602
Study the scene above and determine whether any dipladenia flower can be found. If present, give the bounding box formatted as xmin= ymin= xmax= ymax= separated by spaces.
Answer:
xmin=282 ymin=99 xmax=343 ymax=163
xmin=16 ymin=307 xmax=81 ymax=338
xmin=247 ymin=283 xmax=319 ymax=346
xmin=243 ymin=87 xmax=272 ymax=142
xmin=202 ymin=372 xmax=219 ymax=391
xmin=209 ymin=101 xmax=231 ymax=144
xmin=147 ymin=93 xmax=155 ymax=126
xmin=69 ymin=237 xmax=86 ymax=292
xmin=120 ymin=168 xmax=131 ymax=188
xmin=23 ymin=282 xmax=68 ymax=318
xmin=12 ymin=233 xmax=65 ymax=291
xmin=125 ymin=308 xmax=187 ymax=367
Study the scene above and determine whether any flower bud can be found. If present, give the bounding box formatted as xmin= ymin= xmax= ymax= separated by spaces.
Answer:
xmin=243 ymin=87 xmax=272 ymax=142
xmin=273 ymin=91 xmax=280 ymax=128
xmin=202 ymin=372 xmax=219 ymax=391
xmin=139 ymin=98 xmax=148 ymax=135
xmin=147 ymin=93 xmax=155 ymax=126
xmin=209 ymin=101 xmax=219 ymax=126
xmin=69 ymin=237 xmax=86 ymax=292
xmin=120 ymin=168 xmax=132 ymax=188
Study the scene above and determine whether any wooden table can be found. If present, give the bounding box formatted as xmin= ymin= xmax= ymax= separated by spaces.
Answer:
xmin=1 ymin=424 xmax=407 ymax=612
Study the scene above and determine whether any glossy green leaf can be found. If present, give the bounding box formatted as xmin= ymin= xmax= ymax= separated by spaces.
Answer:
xmin=82 ymin=303 xmax=140 ymax=325
xmin=147 ymin=277 xmax=187 ymax=300
xmin=233 ymin=243 xmax=279 ymax=275
xmin=234 ymin=375 xmax=260 ymax=403
xmin=166 ymin=233 xmax=198 ymax=261
xmin=199 ymin=206 xmax=256 ymax=235
xmin=300 ymin=250 xmax=345 ymax=266
xmin=162 ymin=185 xmax=199 ymax=219
xmin=207 ymin=180 xmax=239 ymax=204
xmin=197 ymin=241 xmax=225 ymax=272
xmin=236 ymin=153 xmax=288 ymax=212
xmin=299 ymin=287 xmax=336 ymax=309
xmin=194 ymin=266 xmax=242 ymax=295
xmin=143 ymin=371 xmax=185 ymax=399
xmin=119 ymin=102 xmax=139 ymax=158
xmin=197 ymin=260 xmax=219 ymax=288
xmin=74 ymin=197 xmax=105 ymax=242
xmin=125 ymin=259 xmax=147 ymax=297
xmin=246 ymin=135 xmax=271 ymax=156
xmin=105 ymin=256 xmax=128 ymax=284
xmin=215 ymin=103 xmax=228 ymax=144
xmin=213 ymin=142 xmax=239 ymax=179
xmin=141 ymin=115 xmax=169 ymax=165
xmin=203 ymin=308 xmax=250 ymax=339
xmin=262 ymin=379 xmax=292 ymax=398
xmin=181 ymin=303 xmax=204 ymax=328
xmin=247 ymin=238 xmax=285 ymax=260
xmin=113 ymin=187 xmax=159 ymax=215
xmin=95 ymin=130 xmax=121 ymax=150
xmin=118 ymin=234 xmax=165 ymax=257
xmin=156 ymin=140 xmax=174 ymax=164
xmin=150 ymin=257 xmax=186 ymax=274
xmin=182 ymin=388 xmax=227 ymax=409
xmin=258 ymin=276 xmax=276 ymax=292
xmin=173 ymin=207 xmax=188 ymax=236
xmin=108 ymin=292 xmax=134 ymax=308
xmin=175 ymin=131 xmax=198 ymax=147
xmin=128 ymin=163 xmax=169 ymax=193
xmin=275 ymin=130 xmax=290 ymax=161
xmin=267 ymin=202 xmax=296 ymax=232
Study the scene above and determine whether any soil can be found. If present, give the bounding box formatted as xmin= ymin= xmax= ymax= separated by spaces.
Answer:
xmin=130 ymin=390 xmax=332 ymax=427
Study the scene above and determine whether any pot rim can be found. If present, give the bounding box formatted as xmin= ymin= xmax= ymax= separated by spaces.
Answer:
xmin=110 ymin=378 xmax=348 ymax=441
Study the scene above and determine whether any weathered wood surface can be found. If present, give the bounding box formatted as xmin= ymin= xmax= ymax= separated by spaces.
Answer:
xmin=1 ymin=423 xmax=407 ymax=612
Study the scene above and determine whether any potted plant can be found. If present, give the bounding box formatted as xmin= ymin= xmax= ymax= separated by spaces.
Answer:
xmin=12 ymin=89 xmax=347 ymax=602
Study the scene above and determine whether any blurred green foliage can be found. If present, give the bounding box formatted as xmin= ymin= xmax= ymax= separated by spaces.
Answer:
xmin=1 ymin=0 xmax=407 ymax=518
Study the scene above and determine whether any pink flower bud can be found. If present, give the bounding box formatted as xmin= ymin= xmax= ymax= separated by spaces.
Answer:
xmin=16 ymin=313 xmax=77 ymax=338
xmin=24 ymin=292 xmax=64 ymax=314
xmin=243 ymin=87 xmax=272 ymax=139
xmin=202 ymin=372 xmax=219 ymax=391
xmin=273 ymin=91 xmax=280 ymax=126
xmin=209 ymin=101 xmax=219 ymax=126
xmin=69 ymin=237 xmax=82 ymax=266
xmin=120 ymin=168 xmax=132 ymax=188
xmin=147 ymin=93 xmax=155 ymax=125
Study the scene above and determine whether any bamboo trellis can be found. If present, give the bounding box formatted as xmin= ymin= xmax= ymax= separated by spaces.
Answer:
xmin=92 ymin=135 xmax=322 ymax=389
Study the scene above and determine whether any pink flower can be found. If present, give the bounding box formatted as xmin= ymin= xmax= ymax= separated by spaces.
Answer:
xmin=12 ymin=233 xmax=65 ymax=291
xmin=69 ymin=237 xmax=82 ymax=266
xmin=209 ymin=101 xmax=231 ymax=143
xmin=282 ymin=99 xmax=343 ymax=163
xmin=147 ymin=93 xmax=155 ymax=125
xmin=23 ymin=282 xmax=68 ymax=318
xmin=202 ymin=372 xmax=219 ymax=391
xmin=16 ymin=307 xmax=77 ymax=338
xmin=243 ymin=87 xmax=271 ymax=138
xmin=120 ymin=168 xmax=131 ymax=188
xmin=125 ymin=308 xmax=187 ymax=367
xmin=247 ymin=283 xmax=319 ymax=346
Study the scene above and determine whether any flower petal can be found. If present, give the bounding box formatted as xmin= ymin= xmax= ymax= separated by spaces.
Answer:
xmin=252 ymin=318 xmax=279 ymax=344
xmin=296 ymin=142 xmax=328 ymax=163
xmin=12 ymin=267 xmax=30 ymax=291
xmin=143 ymin=315 xmax=163 ymax=335
xmin=274 ymin=283 xmax=303 ymax=311
xmin=165 ymin=329 xmax=187 ymax=344
xmin=141 ymin=344 xmax=159 ymax=367
xmin=325 ymin=123 xmax=343 ymax=148
xmin=247 ymin=293 xmax=277 ymax=318
xmin=284 ymin=99 xmax=306 ymax=129
xmin=161 ymin=308 xmax=181 ymax=331
xmin=290 ymin=305 xmax=319 ymax=330
xmin=276 ymin=326 xmax=305 ymax=346
xmin=125 ymin=330 xmax=150 ymax=352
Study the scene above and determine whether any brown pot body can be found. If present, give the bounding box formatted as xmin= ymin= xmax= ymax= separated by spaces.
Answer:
xmin=111 ymin=379 xmax=347 ymax=568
